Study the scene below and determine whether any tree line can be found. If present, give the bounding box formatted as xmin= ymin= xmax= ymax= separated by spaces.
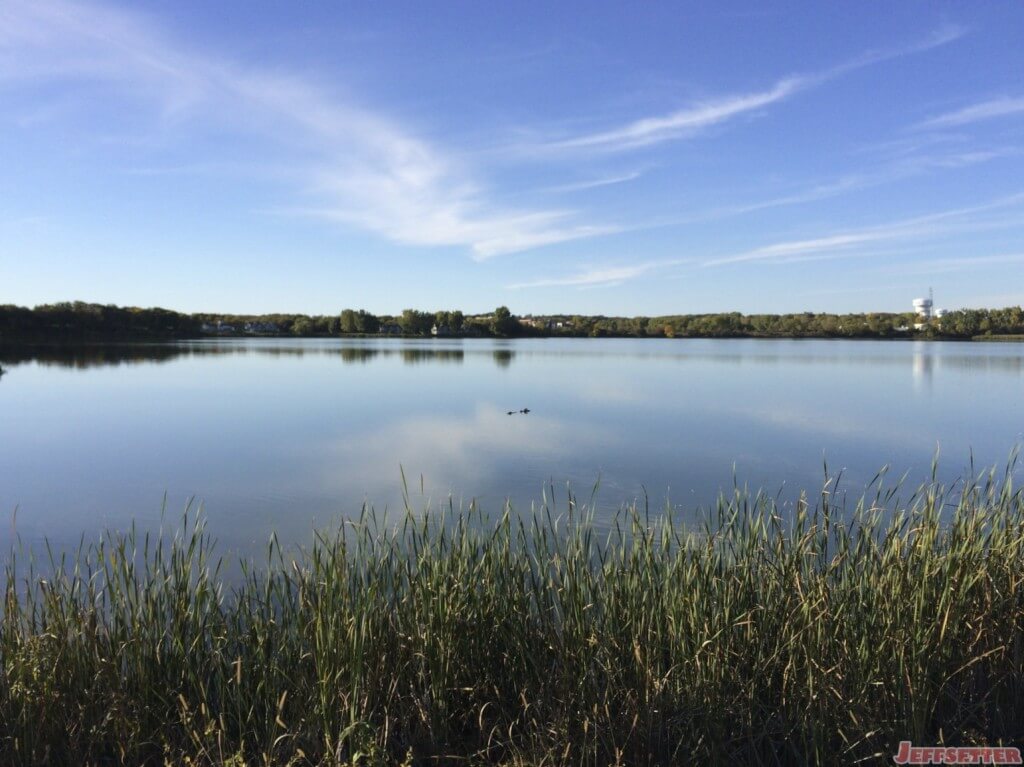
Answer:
xmin=0 ymin=302 xmax=202 ymax=339
xmin=2 ymin=301 xmax=1022 ymax=341
xmin=533 ymin=308 xmax=1024 ymax=339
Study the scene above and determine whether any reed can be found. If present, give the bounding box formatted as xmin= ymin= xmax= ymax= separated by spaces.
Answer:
xmin=2 ymin=462 xmax=1023 ymax=765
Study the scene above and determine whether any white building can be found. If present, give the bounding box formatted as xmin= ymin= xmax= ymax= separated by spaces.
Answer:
xmin=912 ymin=290 xmax=950 ymax=329
xmin=912 ymin=296 xmax=933 ymax=320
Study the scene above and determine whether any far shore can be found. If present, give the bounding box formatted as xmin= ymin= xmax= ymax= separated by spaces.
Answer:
xmin=3 ymin=301 xmax=1022 ymax=344
xmin=3 ymin=332 xmax=1024 ymax=345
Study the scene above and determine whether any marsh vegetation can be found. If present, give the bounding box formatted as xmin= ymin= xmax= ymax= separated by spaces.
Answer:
xmin=2 ymin=465 xmax=1022 ymax=765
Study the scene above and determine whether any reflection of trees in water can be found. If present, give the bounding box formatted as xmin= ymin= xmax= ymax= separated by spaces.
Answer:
xmin=0 ymin=343 xmax=205 ymax=369
xmin=3 ymin=341 xmax=1019 ymax=375
xmin=664 ymin=350 xmax=1024 ymax=375
xmin=245 ymin=346 xmax=310 ymax=358
xmin=0 ymin=342 xmax=505 ymax=370
xmin=493 ymin=349 xmax=514 ymax=368
xmin=337 ymin=348 xmax=377 ymax=364
xmin=401 ymin=348 xmax=464 ymax=365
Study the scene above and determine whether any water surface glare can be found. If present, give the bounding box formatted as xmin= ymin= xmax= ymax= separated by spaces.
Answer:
xmin=2 ymin=337 xmax=1022 ymax=556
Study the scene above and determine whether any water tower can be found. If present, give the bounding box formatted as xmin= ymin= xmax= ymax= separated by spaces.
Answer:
xmin=912 ymin=288 xmax=933 ymax=320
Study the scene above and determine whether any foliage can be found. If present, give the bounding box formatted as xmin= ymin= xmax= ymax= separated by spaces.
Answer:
xmin=433 ymin=310 xmax=465 ymax=333
xmin=0 ymin=301 xmax=201 ymax=339
xmin=2 ymin=302 xmax=1023 ymax=342
xmin=399 ymin=309 xmax=433 ymax=336
xmin=2 ymin=464 xmax=1023 ymax=765
xmin=489 ymin=306 xmax=518 ymax=337
xmin=340 ymin=310 xmax=381 ymax=335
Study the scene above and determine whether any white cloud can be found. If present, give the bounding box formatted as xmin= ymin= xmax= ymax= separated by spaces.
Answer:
xmin=920 ymin=96 xmax=1024 ymax=129
xmin=707 ymin=232 xmax=892 ymax=267
xmin=541 ymin=171 xmax=644 ymax=194
xmin=533 ymin=26 xmax=965 ymax=153
xmin=547 ymin=77 xmax=805 ymax=152
xmin=887 ymin=252 xmax=1024 ymax=275
xmin=508 ymin=259 xmax=686 ymax=289
xmin=703 ymin=193 xmax=1024 ymax=267
xmin=0 ymin=4 xmax=977 ymax=265
xmin=660 ymin=146 xmax=1010 ymax=226
xmin=0 ymin=0 xmax=613 ymax=259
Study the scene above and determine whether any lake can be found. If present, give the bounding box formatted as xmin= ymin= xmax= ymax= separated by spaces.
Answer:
xmin=2 ymin=337 xmax=1023 ymax=557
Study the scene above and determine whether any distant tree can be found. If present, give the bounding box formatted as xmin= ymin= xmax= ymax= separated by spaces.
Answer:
xmin=340 ymin=309 xmax=358 ymax=334
xmin=291 ymin=317 xmax=313 ymax=336
xmin=339 ymin=309 xmax=381 ymax=334
xmin=490 ymin=306 xmax=518 ymax=336
xmin=630 ymin=317 xmax=650 ymax=337
xmin=356 ymin=310 xmax=380 ymax=334
xmin=400 ymin=309 xmax=432 ymax=336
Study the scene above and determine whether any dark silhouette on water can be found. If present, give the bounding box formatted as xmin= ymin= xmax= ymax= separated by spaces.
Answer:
xmin=506 ymin=408 xmax=531 ymax=415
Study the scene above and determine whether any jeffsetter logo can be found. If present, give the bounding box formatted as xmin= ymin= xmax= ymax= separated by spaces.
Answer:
xmin=894 ymin=741 xmax=1022 ymax=765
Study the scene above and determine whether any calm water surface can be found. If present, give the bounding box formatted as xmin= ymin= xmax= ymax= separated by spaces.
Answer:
xmin=2 ymin=338 xmax=1022 ymax=556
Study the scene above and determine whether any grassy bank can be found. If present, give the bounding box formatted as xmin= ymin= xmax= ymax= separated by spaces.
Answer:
xmin=973 ymin=334 xmax=1024 ymax=342
xmin=2 ymin=469 xmax=1023 ymax=766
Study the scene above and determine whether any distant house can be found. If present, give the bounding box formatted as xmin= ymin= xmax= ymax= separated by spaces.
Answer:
xmin=431 ymin=324 xmax=452 ymax=337
xmin=520 ymin=317 xmax=555 ymax=331
xmin=379 ymin=323 xmax=402 ymax=335
xmin=202 ymin=321 xmax=236 ymax=335
xmin=244 ymin=321 xmax=279 ymax=335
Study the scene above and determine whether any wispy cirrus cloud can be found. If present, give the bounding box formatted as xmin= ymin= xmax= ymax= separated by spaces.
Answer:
xmin=703 ymin=192 xmax=1024 ymax=267
xmin=533 ymin=25 xmax=965 ymax=153
xmin=546 ymin=77 xmax=805 ymax=152
xmin=0 ymin=2 xmax=980 ymax=269
xmin=919 ymin=96 xmax=1024 ymax=129
xmin=498 ymin=142 xmax=1012 ymax=276
xmin=508 ymin=259 xmax=686 ymax=290
xmin=0 ymin=0 xmax=614 ymax=259
xmin=886 ymin=251 xmax=1024 ymax=275
xmin=695 ymin=146 xmax=1014 ymax=221
xmin=541 ymin=170 xmax=645 ymax=194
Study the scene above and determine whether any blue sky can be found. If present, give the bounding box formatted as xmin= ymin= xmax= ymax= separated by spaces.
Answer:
xmin=1 ymin=1 xmax=1022 ymax=316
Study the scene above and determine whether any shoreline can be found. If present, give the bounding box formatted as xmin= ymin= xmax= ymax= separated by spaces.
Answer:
xmin=3 ymin=332 xmax=1023 ymax=344
xmin=4 ymin=303 xmax=1023 ymax=345
xmin=3 ymin=470 xmax=1022 ymax=766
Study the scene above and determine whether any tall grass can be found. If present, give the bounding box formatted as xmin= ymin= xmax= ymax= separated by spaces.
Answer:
xmin=2 ymin=464 xmax=1023 ymax=765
